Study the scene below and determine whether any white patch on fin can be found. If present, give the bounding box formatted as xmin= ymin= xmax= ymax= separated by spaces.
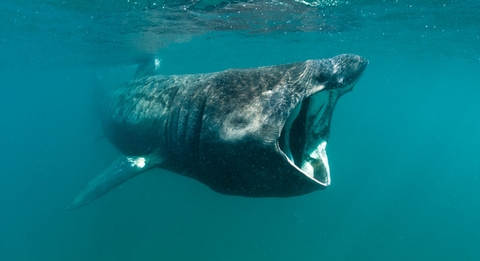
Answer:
xmin=128 ymin=157 xmax=146 ymax=168
xmin=154 ymin=58 xmax=161 ymax=71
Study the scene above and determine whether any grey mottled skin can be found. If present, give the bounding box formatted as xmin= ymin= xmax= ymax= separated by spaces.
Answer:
xmin=68 ymin=54 xmax=367 ymax=209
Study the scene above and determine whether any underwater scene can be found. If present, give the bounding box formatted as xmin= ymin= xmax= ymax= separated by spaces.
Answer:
xmin=1 ymin=0 xmax=480 ymax=260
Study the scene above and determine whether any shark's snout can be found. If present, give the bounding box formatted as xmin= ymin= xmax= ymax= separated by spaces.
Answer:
xmin=332 ymin=54 xmax=368 ymax=87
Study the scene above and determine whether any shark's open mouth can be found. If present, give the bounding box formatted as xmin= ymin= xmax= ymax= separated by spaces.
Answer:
xmin=278 ymin=90 xmax=336 ymax=187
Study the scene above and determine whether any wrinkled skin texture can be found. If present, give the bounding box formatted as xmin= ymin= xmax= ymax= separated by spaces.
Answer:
xmin=69 ymin=54 xmax=368 ymax=209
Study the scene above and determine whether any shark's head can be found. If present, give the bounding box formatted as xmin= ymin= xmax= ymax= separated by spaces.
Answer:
xmin=206 ymin=54 xmax=368 ymax=196
xmin=276 ymin=54 xmax=368 ymax=187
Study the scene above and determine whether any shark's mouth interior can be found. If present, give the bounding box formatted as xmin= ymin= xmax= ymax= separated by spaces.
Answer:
xmin=278 ymin=90 xmax=334 ymax=187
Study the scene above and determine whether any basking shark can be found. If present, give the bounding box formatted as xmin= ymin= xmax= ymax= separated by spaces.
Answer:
xmin=68 ymin=54 xmax=368 ymax=209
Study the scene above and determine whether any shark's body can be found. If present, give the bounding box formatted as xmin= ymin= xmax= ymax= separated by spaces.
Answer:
xmin=69 ymin=54 xmax=368 ymax=209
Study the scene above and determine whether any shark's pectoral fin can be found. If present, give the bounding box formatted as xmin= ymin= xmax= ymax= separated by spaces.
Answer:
xmin=67 ymin=154 xmax=163 ymax=210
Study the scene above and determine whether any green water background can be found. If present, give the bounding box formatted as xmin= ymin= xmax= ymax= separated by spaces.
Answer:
xmin=1 ymin=0 xmax=480 ymax=260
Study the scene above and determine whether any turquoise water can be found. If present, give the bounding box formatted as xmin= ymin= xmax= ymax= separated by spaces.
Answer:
xmin=1 ymin=0 xmax=480 ymax=260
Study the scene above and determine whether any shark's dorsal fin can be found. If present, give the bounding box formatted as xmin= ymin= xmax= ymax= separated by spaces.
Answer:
xmin=134 ymin=56 xmax=161 ymax=78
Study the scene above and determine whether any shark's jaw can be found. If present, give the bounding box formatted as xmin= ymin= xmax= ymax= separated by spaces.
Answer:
xmin=277 ymin=88 xmax=338 ymax=187
xmin=276 ymin=54 xmax=368 ymax=187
